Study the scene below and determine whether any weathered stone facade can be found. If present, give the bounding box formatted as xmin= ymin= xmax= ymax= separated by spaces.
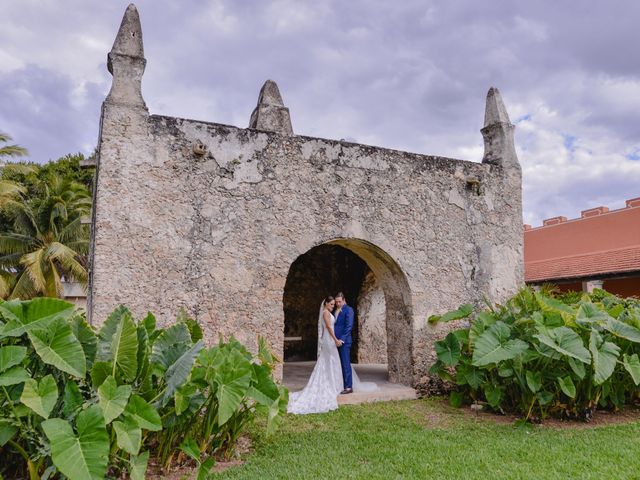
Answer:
xmin=89 ymin=5 xmax=524 ymax=387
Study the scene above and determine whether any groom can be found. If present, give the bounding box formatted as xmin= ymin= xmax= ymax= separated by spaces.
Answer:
xmin=334 ymin=292 xmax=354 ymax=394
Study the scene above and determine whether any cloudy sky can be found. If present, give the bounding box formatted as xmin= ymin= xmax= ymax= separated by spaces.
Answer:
xmin=1 ymin=1 xmax=639 ymax=225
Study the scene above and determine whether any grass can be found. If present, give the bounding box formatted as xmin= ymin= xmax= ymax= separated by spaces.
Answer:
xmin=212 ymin=398 xmax=640 ymax=480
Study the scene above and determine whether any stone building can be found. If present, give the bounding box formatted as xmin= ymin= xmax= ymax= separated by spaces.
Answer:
xmin=88 ymin=5 xmax=524 ymax=387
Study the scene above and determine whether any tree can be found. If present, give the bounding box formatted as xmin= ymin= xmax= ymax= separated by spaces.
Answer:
xmin=0 ymin=132 xmax=28 ymax=160
xmin=0 ymin=133 xmax=36 ymax=256
xmin=0 ymin=174 xmax=91 ymax=299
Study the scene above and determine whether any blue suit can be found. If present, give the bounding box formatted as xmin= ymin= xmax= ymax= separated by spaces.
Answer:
xmin=334 ymin=304 xmax=354 ymax=389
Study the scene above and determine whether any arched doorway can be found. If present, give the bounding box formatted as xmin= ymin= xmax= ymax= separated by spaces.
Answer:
xmin=283 ymin=238 xmax=413 ymax=385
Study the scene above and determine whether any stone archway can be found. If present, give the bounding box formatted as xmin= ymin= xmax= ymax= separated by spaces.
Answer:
xmin=283 ymin=238 xmax=413 ymax=385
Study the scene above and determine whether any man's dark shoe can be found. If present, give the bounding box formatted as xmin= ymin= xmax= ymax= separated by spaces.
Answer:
xmin=340 ymin=388 xmax=353 ymax=394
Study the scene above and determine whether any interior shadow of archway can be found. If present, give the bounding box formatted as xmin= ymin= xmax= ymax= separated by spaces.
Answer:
xmin=283 ymin=238 xmax=413 ymax=385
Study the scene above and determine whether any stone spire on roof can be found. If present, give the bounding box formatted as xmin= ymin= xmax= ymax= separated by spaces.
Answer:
xmin=105 ymin=4 xmax=147 ymax=110
xmin=249 ymin=80 xmax=293 ymax=135
xmin=481 ymin=87 xmax=519 ymax=169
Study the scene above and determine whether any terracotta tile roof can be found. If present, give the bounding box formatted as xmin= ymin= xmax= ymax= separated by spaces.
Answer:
xmin=525 ymin=245 xmax=640 ymax=282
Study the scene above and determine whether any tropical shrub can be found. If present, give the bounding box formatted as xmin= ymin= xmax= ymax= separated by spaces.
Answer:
xmin=0 ymin=151 xmax=95 ymax=300
xmin=429 ymin=288 xmax=640 ymax=422
xmin=0 ymin=298 xmax=287 ymax=479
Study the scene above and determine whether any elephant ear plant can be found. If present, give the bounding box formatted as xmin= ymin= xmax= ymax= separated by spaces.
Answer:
xmin=429 ymin=288 xmax=640 ymax=422
xmin=0 ymin=299 xmax=287 ymax=480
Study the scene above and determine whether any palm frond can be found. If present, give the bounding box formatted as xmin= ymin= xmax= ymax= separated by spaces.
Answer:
xmin=0 ymin=270 xmax=16 ymax=299
xmin=3 ymin=202 xmax=38 ymax=237
xmin=0 ymin=233 xmax=36 ymax=255
xmin=9 ymin=270 xmax=38 ymax=300
xmin=58 ymin=217 xmax=88 ymax=245
xmin=0 ymin=180 xmax=26 ymax=197
xmin=0 ymin=145 xmax=29 ymax=158
xmin=1 ymin=163 xmax=37 ymax=176
xmin=20 ymin=248 xmax=47 ymax=293
xmin=46 ymin=259 xmax=64 ymax=298
xmin=0 ymin=252 xmax=26 ymax=269
xmin=65 ymin=240 xmax=89 ymax=256
xmin=47 ymin=242 xmax=88 ymax=284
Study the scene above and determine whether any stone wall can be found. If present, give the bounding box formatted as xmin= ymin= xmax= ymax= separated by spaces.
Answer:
xmin=357 ymin=270 xmax=387 ymax=364
xmin=88 ymin=5 xmax=524 ymax=388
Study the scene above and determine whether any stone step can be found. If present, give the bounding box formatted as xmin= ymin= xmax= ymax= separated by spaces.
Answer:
xmin=337 ymin=386 xmax=418 ymax=405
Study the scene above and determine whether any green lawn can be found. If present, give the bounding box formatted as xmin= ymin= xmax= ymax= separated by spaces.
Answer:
xmin=213 ymin=399 xmax=640 ymax=480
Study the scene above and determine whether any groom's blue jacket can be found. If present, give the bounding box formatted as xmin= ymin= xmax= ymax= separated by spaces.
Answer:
xmin=334 ymin=304 xmax=354 ymax=346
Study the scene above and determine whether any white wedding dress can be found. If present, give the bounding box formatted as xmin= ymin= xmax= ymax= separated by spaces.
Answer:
xmin=288 ymin=307 xmax=377 ymax=415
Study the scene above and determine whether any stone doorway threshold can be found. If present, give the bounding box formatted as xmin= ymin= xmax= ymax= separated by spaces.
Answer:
xmin=283 ymin=361 xmax=418 ymax=406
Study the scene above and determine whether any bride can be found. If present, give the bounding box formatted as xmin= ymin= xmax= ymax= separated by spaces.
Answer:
xmin=288 ymin=295 xmax=377 ymax=415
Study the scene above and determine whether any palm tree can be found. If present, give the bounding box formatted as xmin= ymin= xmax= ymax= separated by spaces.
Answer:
xmin=0 ymin=174 xmax=91 ymax=299
xmin=0 ymin=132 xmax=28 ymax=160
xmin=0 ymin=132 xmax=32 ymax=211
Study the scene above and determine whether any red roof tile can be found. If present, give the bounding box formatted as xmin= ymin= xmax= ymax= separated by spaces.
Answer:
xmin=525 ymin=245 xmax=640 ymax=282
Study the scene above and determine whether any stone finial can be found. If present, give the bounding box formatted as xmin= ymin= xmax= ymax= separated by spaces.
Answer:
xmin=249 ymin=80 xmax=293 ymax=135
xmin=105 ymin=4 xmax=147 ymax=110
xmin=481 ymin=87 xmax=519 ymax=169
xmin=483 ymin=87 xmax=511 ymax=127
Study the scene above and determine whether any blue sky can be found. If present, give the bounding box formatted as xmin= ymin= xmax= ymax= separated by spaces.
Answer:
xmin=1 ymin=0 xmax=639 ymax=225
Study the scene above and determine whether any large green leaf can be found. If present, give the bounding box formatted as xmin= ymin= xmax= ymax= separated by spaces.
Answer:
xmin=576 ymin=302 xmax=611 ymax=325
xmin=96 ymin=306 xmax=127 ymax=359
xmin=0 ymin=419 xmax=18 ymax=446
xmin=63 ymin=381 xmax=84 ymax=418
xmin=484 ymin=384 xmax=503 ymax=408
xmin=177 ymin=309 xmax=203 ymax=343
xmin=174 ymin=383 xmax=198 ymax=415
xmin=29 ymin=318 xmax=87 ymax=378
xmin=113 ymin=417 xmax=141 ymax=455
xmin=456 ymin=363 xmax=485 ymax=389
xmin=90 ymin=361 xmax=112 ymax=388
xmin=247 ymin=363 xmax=281 ymax=406
xmin=161 ymin=340 xmax=204 ymax=405
xmin=622 ymin=353 xmax=640 ymax=385
xmin=28 ymin=318 xmax=86 ymax=378
xmin=130 ymin=451 xmax=150 ymax=480
xmin=136 ymin=325 xmax=149 ymax=380
xmin=124 ymin=394 xmax=162 ymax=431
xmin=214 ymin=349 xmax=253 ymax=426
xmin=70 ymin=315 xmax=97 ymax=368
xmin=537 ymin=390 xmax=554 ymax=405
xmin=557 ymin=376 xmax=576 ymax=399
xmin=534 ymin=326 xmax=590 ymax=364
xmin=568 ymin=357 xmax=586 ymax=380
xmin=0 ymin=365 xmax=29 ymax=386
xmin=97 ymin=375 xmax=132 ymax=424
xmin=257 ymin=336 xmax=276 ymax=366
xmin=589 ymin=330 xmax=620 ymax=385
xmin=535 ymin=293 xmax=575 ymax=316
xmin=434 ymin=332 xmax=461 ymax=366
xmin=20 ymin=375 xmax=58 ymax=419
xmin=0 ymin=298 xmax=75 ymax=338
xmin=0 ymin=346 xmax=27 ymax=372
xmin=97 ymin=306 xmax=138 ymax=381
xmin=150 ymin=323 xmax=191 ymax=372
xmin=525 ymin=370 xmax=542 ymax=393
xmin=266 ymin=385 xmax=288 ymax=437
xmin=428 ymin=303 xmax=473 ymax=324
xmin=471 ymin=322 xmax=529 ymax=367
xmin=141 ymin=312 xmax=156 ymax=337
xmin=111 ymin=312 xmax=138 ymax=381
xmin=603 ymin=317 xmax=640 ymax=343
xmin=41 ymin=405 xmax=109 ymax=480
xmin=179 ymin=437 xmax=201 ymax=462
